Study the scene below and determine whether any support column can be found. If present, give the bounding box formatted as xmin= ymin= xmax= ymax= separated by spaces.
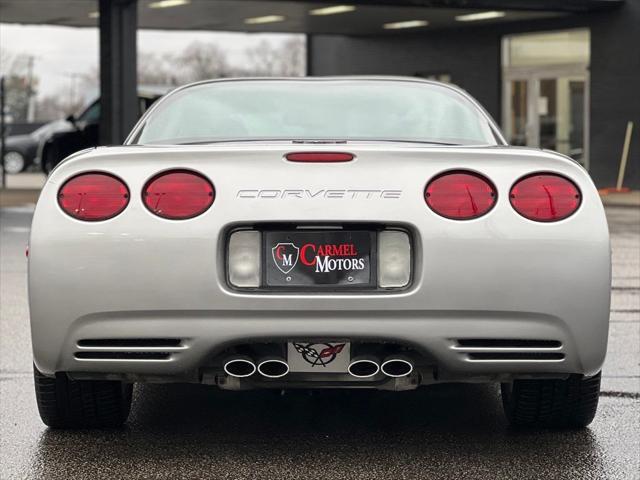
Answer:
xmin=99 ymin=0 xmax=138 ymax=144
xmin=305 ymin=34 xmax=313 ymax=76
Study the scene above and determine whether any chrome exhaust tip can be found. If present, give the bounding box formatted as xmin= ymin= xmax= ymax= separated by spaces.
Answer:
xmin=223 ymin=356 xmax=256 ymax=378
xmin=380 ymin=357 xmax=413 ymax=378
xmin=257 ymin=358 xmax=289 ymax=378
xmin=347 ymin=357 xmax=380 ymax=378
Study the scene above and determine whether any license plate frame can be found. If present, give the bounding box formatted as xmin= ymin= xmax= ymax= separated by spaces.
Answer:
xmin=263 ymin=229 xmax=376 ymax=289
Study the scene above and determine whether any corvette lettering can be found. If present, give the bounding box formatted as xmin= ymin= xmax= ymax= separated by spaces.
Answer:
xmin=237 ymin=189 xmax=402 ymax=199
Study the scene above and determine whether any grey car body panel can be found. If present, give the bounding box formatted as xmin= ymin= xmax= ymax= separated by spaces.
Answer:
xmin=29 ymin=142 xmax=611 ymax=381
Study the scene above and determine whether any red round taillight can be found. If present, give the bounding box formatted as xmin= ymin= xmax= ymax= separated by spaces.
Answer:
xmin=425 ymin=170 xmax=496 ymax=220
xmin=143 ymin=170 xmax=214 ymax=220
xmin=58 ymin=172 xmax=129 ymax=221
xmin=510 ymin=173 xmax=581 ymax=222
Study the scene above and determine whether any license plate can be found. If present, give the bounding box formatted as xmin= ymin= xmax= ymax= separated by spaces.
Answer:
xmin=265 ymin=230 xmax=374 ymax=288
xmin=287 ymin=342 xmax=351 ymax=373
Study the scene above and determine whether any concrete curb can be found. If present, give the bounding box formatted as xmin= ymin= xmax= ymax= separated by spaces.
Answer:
xmin=600 ymin=191 xmax=640 ymax=208
xmin=0 ymin=189 xmax=41 ymax=208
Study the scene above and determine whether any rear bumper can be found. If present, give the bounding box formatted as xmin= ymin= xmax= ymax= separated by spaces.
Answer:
xmin=33 ymin=308 xmax=608 ymax=383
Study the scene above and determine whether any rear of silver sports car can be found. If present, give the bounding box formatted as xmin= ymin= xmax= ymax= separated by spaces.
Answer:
xmin=28 ymin=78 xmax=610 ymax=429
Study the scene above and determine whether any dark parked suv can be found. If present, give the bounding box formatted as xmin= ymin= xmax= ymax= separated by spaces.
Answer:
xmin=41 ymin=88 xmax=166 ymax=174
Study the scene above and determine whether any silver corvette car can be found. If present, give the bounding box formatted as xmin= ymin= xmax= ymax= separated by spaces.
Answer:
xmin=28 ymin=77 xmax=610 ymax=429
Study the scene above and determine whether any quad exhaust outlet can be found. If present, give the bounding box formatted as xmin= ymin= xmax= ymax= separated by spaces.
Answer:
xmin=380 ymin=357 xmax=413 ymax=377
xmin=348 ymin=353 xmax=414 ymax=379
xmin=257 ymin=358 xmax=290 ymax=378
xmin=224 ymin=355 xmax=290 ymax=379
xmin=224 ymin=349 xmax=414 ymax=380
xmin=347 ymin=357 xmax=380 ymax=378
xmin=223 ymin=356 xmax=257 ymax=378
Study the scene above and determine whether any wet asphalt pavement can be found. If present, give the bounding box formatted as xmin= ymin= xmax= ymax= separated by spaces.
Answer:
xmin=1 ymin=204 xmax=638 ymax=479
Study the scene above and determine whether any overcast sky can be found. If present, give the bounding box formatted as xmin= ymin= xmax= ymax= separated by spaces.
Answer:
xmin=0 ymin=23 xmax=297 ymax=99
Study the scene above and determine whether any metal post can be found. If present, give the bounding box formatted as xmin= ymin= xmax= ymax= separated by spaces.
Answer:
xmin=616 ymin=121 xmax=634 ymax=191
xmin=1 ymin=76 xmax=6 ymax=188
xmin=99 ymin=0 xmax=138 ymax=145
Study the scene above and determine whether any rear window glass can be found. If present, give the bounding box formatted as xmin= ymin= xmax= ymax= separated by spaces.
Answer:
xmin=135 ymin=80 xmax=496 ymax=146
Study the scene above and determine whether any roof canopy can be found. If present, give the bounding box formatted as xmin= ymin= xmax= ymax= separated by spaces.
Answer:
xmin=0 ymin=0 xmax=623 ymax=35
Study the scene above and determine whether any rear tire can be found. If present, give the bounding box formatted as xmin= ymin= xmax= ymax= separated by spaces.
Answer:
xmin=501 ymin=372 xmax=601 ymax=429
xmin=34 ymin=365 xmax=132 ymax=428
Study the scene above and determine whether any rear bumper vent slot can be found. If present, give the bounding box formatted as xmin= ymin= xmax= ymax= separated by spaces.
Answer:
xmin=74 ymin=338 xmax=186 ymax=362
xmin=77 ymin=338 xmax=182 ymax=348
xmin=452 ymin=338 xmax=564 ymax=362
xmin=456 ymin=339 xmax=562 ymax=349
xmin=467 ymin=352 xmax=565 ymax=361
xmin=74 ymin=351 xmax=171 ymax=361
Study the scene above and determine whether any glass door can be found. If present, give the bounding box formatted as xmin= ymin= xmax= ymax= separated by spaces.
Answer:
xmin=502 ymin=29 xmax=590 ymax=168
xmin=503 ymin=70 xmax=589 ymax=168
xmin=538 ymin=77 xmax=586 ymax=162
